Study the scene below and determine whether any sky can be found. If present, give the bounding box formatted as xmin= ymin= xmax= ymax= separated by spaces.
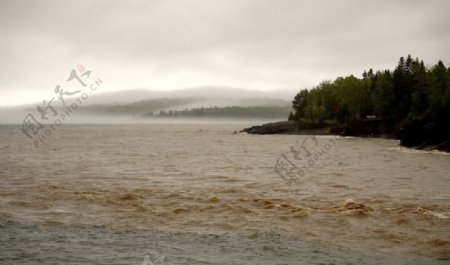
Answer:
xmin=1 ymin=0 xmax=449 ymax=106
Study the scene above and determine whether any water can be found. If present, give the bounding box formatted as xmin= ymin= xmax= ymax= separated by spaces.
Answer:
xmin=2 ymin=222 xmax=447 ymax=265
xmin=1 ymin=123 xmax=449 ymax=264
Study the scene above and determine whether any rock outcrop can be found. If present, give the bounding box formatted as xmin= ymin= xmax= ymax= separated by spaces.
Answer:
xmin=240 ymin=121 xmax=299 ymax=134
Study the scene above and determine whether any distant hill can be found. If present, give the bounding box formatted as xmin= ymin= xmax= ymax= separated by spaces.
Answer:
xmin=83 ymin=87 xmax=297 ymax=105
xmin=0 ymin=86 xmax=295 ymax=123
xmin=78 ymin=97 xmax=291 ymax=117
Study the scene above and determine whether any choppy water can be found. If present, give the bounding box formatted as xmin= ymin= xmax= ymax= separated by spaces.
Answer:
xmin=1 ymin=123 xmax=449 ymax=264
xmin=3 ymin=222 xmax=447 ymax=265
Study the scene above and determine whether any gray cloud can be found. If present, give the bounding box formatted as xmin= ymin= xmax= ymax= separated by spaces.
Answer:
xmin=1 ymin=0 xmax=449 ymax=105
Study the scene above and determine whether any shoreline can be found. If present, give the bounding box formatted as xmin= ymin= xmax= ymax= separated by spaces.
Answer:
xmin=240 ymin=120 xmax=450 ymax=153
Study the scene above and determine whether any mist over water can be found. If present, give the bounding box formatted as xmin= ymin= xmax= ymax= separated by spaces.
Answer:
xmin=0 ymin=88 xmax=291 ymax=125
xmin=0 ymin=109 xmax=280 ymax=126
xmin=1 ymin=123 xmax=449 ymax=264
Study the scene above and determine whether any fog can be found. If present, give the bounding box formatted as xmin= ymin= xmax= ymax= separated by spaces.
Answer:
xmin=1 ymin=85 xmax=293 ymax=126
xmin=0 ymin=105 xmax=283 ymax=125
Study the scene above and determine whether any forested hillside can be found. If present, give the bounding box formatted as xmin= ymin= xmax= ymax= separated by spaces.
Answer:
xmin=289 ymin=55 xmax=450 ymax=150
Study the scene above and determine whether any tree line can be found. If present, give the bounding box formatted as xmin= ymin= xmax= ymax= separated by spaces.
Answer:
xmin=152 ymin=106 xmax=292 ymax=119
xmin=289 ymin=55 xmax=450 ymax=149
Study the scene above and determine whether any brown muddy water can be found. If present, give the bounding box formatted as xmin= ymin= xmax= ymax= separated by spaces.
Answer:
xmin=0 ymin=123 xmax=449 ymax=264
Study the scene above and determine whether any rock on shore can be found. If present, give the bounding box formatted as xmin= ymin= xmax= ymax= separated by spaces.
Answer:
xmin=240 ymin=121 xmax=332 ymax=135
xmin=240 ymin=121 xmax=298 ymax=134
xmin=241 ymin=120 xmax=449 ymax=153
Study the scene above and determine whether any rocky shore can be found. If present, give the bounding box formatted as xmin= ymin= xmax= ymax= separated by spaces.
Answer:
xmin=241 ymin=120 xmax=450 ymax=152
xmin=240 ymin=120 xmax=379 ymax=136
xmin=240 ymin=121 xmax=332 ymax=135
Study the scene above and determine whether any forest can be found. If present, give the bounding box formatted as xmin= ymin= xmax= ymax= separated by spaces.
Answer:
xmin=289 ymin=55 xmax=450 ymax=150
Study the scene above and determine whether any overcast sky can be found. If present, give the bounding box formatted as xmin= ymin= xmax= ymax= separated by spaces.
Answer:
xmin=1 ymin=0 xmax=449 ymax=106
